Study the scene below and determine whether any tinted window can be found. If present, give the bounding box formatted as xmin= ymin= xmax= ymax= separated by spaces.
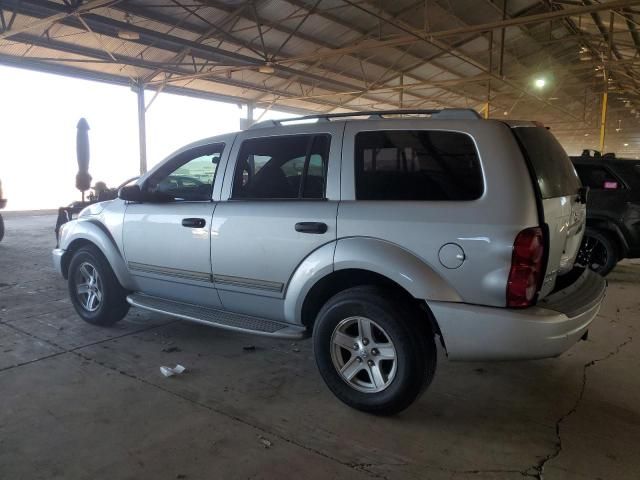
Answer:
xmin=574 ymin=165 xmax=624 ymax=190
xmin=355 ymin=130 xmax=483 ymax=201
xmin=233 ymin=135 xmax=329 ymax=199
xmin=513 ymin=127 xmax=580 ymax=199
xmin=147 ymin=144 xmax=223 ymax=201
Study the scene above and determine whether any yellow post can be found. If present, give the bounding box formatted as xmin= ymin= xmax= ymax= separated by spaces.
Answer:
xmin=483 ymin=101 xmax=490 ymax=119
xmin=599 ymin=91 xmax=608 ymax=152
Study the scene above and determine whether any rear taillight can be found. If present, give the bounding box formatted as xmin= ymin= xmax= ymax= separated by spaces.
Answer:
xmin=507 ymin=227 xmax=544 ymax=308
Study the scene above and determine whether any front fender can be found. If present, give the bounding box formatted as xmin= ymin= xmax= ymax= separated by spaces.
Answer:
xmin=334 ymin=237 xmax=461 ymax=302
xmin=60 ymin=219 xmax=136 ymax=290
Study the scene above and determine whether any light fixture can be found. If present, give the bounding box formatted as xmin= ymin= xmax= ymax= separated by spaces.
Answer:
xmin=534 ymin=78 xmax=546 ymax=89
xmin=117 ymin=30 xmax=140 ymax=40
xmin=624 ymin=143 xmax=629 ymax=147
xmin=258 ymin=63 xmax=275 ymax=74
xmin=585 ymin=133 xmax=590 ymax=137
xmin=117 ymin=13 xmax=139 ymax=40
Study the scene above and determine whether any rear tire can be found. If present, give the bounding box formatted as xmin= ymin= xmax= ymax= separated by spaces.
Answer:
xmin=67 ymin=245 xmax=130 ymax=326
xmin=313 ymin=286 xmax=436 ymax=415
xmin=0 ymin=214 xmax=4 ymax=242
xmin=577 ymin=228 xmax=619 ymax=276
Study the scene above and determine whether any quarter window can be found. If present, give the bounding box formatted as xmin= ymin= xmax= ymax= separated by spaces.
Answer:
xmin=355 ymin=130 xmax=483 ymax=201
xmin=233 ymin=135 xmax=330 ymax=199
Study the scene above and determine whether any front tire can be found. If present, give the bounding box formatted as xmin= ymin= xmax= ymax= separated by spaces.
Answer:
xmin=67 ymin=245 xmax=130 ymax=326
xmin=313 ymin=286 xmax=436 ymax=415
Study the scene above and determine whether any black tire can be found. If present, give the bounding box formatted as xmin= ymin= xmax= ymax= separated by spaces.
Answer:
xmin=67 ymin=245 xmax=130 ymax=326
xmin=577 ymin=228 xmax=619 ymax=276
xmin=313 ymin=286 xmax=436 ymax=415
xmin=0 ymin=214 xmax=4 ymax=242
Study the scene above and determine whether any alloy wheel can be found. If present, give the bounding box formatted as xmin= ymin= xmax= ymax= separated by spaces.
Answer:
xmin=74 ymin=262 xmax=103 ymax=312
xmin=330 ymin=316 xmax=397 ymax=393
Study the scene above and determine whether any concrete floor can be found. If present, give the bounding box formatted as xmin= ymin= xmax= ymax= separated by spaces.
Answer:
xmin=0 ymin=213 xmax=638 ymax=480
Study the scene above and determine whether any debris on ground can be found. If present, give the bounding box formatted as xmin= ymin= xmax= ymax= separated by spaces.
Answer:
xmin=160 ymin=364 xmax=186 ymax=377
xmin=162 ymin=346 xmax=181 ymax=353
xmin=258 ymin=435 xmax=272 ymax=449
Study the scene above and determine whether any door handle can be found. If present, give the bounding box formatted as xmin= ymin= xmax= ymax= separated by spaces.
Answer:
xmin=182 ymin=218 xmax=206 ymax=228
xmin=295 ymin=222 xmax=328 ymax=234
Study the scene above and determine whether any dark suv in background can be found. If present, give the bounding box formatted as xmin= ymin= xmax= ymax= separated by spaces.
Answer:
xmin=571 ymin=151 xmax=640 ymax=275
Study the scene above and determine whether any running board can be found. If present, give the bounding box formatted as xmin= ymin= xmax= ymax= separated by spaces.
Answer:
xmin=127 ymin=293 xmax=306 ymax=339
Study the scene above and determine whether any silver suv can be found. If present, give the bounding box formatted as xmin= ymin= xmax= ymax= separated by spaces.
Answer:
xmin=53 ymin=109 xmax=606 ymax=414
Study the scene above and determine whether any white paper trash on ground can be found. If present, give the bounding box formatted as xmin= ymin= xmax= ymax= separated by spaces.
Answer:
xmin=160 ymin=364 xmax=186 ymax=377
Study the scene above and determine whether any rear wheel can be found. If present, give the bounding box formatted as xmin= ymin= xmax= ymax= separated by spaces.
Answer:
xmin=0 ymin=214 xmax=4 ymax=242
xmin=577 ymin=228 xmax=619 ymax=276
xmin=313 ymin=286 xmax=436 ymax=415
xmin=68 ymin=245 xmax=130 ymax=326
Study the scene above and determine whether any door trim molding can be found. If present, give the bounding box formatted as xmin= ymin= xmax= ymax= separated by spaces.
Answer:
xmin=128 ymin=262 xmax=212 ymax=282
xmin=213 ymin=274 xmax=283 ymax=292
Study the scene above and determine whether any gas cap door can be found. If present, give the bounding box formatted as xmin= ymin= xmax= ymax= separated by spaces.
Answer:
xmin=438 ymin=243 xmax=465 ymax=269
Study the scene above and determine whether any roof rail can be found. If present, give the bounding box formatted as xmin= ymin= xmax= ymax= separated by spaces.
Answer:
xmin=248 ymin=108 xmax=481 ymax=129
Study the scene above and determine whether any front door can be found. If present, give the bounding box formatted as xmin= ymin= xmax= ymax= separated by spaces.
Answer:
xmin=122 ymin=142 xmax=225 ymax=307
xmin=211 ymin=127 xmax=342 ymax=320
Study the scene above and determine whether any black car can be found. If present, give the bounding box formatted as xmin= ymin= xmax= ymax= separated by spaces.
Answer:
xmin=571 ymin=151 xmax=640 ymax=275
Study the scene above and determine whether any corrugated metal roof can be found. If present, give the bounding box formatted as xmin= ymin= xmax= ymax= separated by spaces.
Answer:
xmin=2 ymin=0 xmax=640 ymax=154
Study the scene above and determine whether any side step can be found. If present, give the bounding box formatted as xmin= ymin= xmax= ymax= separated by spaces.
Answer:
xmin=127 ymin=293 xmax=307 ymax=339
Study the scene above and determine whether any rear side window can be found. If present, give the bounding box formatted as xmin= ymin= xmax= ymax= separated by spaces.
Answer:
xmin=513 ymin=127 xmax=581 ymax=199
xmin=354 ymin=130 xmax=483 ymax=201
xmin=574 ymin=165 xmax=624 ymax=190
xmin=232 ymin=135 xmax=329 ymax=199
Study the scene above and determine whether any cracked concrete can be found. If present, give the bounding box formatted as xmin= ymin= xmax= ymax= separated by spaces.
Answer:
xmin=1 ymin=213 xmax=639 ymax=480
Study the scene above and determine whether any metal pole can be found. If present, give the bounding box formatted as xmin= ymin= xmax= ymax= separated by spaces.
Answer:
xmin=599 ymin=91 xmax=608 ymax=153
xmin=136 ymin=83 xmax=148 ymax=175
xmin=485 ymin=30 xmax=493 ymax=119
xmin=247 ymin=103 xmax=254 ymax=124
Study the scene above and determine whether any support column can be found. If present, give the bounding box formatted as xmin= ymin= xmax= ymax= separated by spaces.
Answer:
xmin=136 ymin=83 xmax=148 ymax=175
xmin=599 ymin=91 xmax=608 ymax=153
xmin=240 ymin=103 xmax=255 ymax=130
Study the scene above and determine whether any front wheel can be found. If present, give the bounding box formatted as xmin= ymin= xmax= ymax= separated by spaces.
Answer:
xmin=68 ymin=245 xmax=130 ymax=326
xmin=313 ymin=286 xmax=436 ymax=415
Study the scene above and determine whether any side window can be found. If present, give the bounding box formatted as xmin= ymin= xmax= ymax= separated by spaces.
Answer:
xmin=355 ymin=130 xmax=483 ymax=201
xmin=232 ymin=135 xmax=330 ymax=199
xmin=147 ymin=144 xmax=224 ymax=201
xmin=574 ymin=165 xmax=624 ymax=190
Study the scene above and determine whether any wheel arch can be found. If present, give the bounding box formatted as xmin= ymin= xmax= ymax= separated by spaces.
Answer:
xmin=300 ymin=268 xmax=443 ymax=345
xmin=60 ymin=221 xmax=135 ymax=289
xmin=585 ymin=219 xmax=628 ymax=259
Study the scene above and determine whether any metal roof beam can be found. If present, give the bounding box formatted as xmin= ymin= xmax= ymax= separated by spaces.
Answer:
xmin=3 ymin=0 xmax=377 ymax=95
xmin=0 ymin=0 xmax=116 ymax=40
xmin=277 ymin=0 xmax=640 ymax=63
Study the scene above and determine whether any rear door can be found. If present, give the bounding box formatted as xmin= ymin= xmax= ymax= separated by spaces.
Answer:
xmin=574 ymin=163 xmax=630 ymax=220
xmin=210 ymin=125 xmax=342 ymax=320
xmin=512 ymin=126 xmax=584 ymax=297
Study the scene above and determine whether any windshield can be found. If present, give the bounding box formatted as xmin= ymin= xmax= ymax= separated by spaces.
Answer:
xmin=513 ymin=126 xmax=581 ymax=199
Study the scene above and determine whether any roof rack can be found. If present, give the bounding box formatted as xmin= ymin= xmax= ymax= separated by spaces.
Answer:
xmin=248 ymin=108 xmax=482 ymax=129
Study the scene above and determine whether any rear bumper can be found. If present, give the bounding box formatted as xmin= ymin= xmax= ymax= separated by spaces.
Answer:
xmin=430 ymin=269 xmax=606 ymax=361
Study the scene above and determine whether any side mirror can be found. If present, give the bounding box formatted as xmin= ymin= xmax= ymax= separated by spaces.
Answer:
xmin=118 ymin=184 xmax=144 ymax=202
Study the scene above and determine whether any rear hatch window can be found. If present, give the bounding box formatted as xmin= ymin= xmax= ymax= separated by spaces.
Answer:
xmin=513 ymin=126 xmax=581 ymax=199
